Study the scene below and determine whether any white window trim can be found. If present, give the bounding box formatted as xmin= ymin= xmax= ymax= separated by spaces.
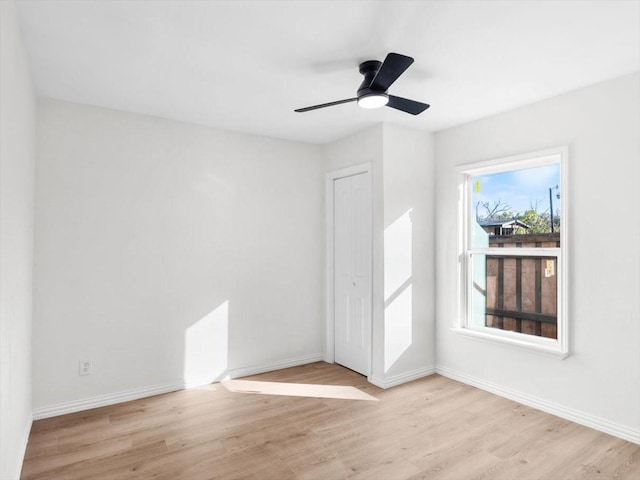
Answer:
xmin=454 ymin=146 xmax=569 ymax=358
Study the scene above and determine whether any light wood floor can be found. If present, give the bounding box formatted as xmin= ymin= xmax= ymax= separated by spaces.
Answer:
xmin=22 ymin=362 xmax=640 ymax=479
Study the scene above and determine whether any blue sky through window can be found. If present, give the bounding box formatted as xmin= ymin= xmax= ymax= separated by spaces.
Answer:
xmin=472 ymin=164 xmax=561 ymax=218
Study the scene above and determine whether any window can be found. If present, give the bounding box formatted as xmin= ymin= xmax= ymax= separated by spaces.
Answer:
xmin=456 ymin=147 xmax=568 ymax=357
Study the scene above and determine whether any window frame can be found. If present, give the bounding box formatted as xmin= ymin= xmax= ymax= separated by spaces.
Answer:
xmin=455 ymin=147 xmax=569 ymax=358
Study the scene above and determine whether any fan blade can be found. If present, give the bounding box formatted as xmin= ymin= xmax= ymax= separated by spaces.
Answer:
xmin=295 ymin=98 xmax=357 ymax=112
xmin=369 ymin=53 xmax=414 ymax=91
xmin=386 ymin=95 xmax=430 ymax=115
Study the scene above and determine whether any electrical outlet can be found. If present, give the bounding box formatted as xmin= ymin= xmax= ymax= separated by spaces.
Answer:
xmin=79 ymin=359 xmax=92 ymax=376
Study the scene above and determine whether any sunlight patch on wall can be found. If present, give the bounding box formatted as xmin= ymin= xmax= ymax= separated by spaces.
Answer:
xmin=183 ymin=300 xmax=229 ymax=387
xmin=222 ymin=380 xmax=378 ymax=401
xmin=384 ymin=210 xmax=413 ymax=300
xmin=384 ymin=285 xmax=413 ymax=372
xmin=384 ymin=210 xmax=413 ymax=372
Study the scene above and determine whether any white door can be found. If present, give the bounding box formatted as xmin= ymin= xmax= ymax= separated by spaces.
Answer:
xmin=334 ymin=172 xmax=372 ymax=376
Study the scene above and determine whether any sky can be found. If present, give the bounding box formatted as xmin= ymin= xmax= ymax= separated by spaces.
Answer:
xmin=472 ymin=164 xmax=561 ymax=218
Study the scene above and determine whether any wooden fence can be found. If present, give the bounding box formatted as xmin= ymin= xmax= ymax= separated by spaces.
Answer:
xmin=485 ymin=233 xmax=560 ymax=339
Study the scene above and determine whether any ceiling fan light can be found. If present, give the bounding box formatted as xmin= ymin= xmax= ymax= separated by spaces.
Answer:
xmin=357 ymin=93 xmax=389 ymax=109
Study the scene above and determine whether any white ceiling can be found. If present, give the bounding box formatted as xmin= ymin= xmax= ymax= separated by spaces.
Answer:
xmin=15 ymin=0 xmax=640 ymax=144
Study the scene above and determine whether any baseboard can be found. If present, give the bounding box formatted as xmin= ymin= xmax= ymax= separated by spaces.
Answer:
xmin=436 ymin=365 xmax=640 ymax=445
xmin=32 ymin=382 xmax=184 ymax=420
xmin=184 ymin=352 xmax=325 ymax=387
xmin=32 ymin=353 xmax=325 ymax=420
xmin=228 ymin=352 xmax=324 ymax=379
xmin=369 ymin=365 xmax=436 ymax=389
xmin=182 ymin=371 xmax=232 ymax=389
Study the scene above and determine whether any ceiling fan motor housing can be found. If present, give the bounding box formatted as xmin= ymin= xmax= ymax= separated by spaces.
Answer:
xmin=357 ymin=60 xmax=387 ymax=101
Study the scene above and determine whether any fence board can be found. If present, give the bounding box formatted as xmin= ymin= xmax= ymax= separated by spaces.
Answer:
xmin=484 ymin=234 xmax=558 ymax=339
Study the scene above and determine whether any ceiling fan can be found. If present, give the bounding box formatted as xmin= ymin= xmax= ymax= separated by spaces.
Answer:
xmin=295 ymin=53 xmax=430 ymax=115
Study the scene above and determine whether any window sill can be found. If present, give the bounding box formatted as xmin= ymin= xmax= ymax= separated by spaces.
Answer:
xmin=451 ymin=327 xmax=570 ymax=359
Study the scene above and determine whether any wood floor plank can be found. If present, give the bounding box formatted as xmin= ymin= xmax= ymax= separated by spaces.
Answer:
xmin=21 ymin=362 xmax=640 ymax=479
xmin=21 ymin=435 xmax=132 ymax=479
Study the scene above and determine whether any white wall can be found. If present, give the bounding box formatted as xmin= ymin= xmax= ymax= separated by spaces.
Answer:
xmin=434 ymin=73 xmax=640 ymax=441
xmin=324 ymin=124 xmax=436 ymax=386
xmin=324 ymin=125 xmax=385 ymax=382
xmin=382 ymin=124 xmax=435 ymax=380
xmin=0 ymin=1 xmax=36 ymax=478
xmin=33 ymin=99 xmax=324 ymax=411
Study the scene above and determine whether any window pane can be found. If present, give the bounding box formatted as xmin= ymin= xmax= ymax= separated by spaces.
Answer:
xmin=471 ymin=253 xmax=558 ymax=340
xmin=471 ymin=164 xmax=561 ymax=246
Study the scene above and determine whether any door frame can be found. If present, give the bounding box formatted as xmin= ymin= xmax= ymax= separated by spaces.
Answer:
xmin=325 ymin=163 xmax=373 ymax=377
